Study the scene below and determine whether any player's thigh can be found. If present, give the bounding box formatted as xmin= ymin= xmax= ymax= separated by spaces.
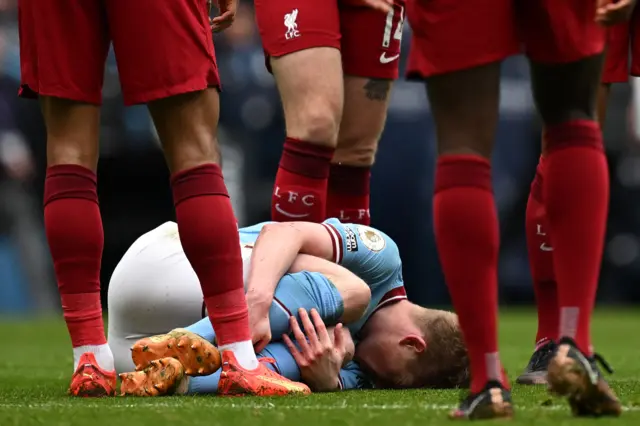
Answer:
xmin=258 ymin=0 xmax=343 ymax=145
xmin=425 ymin=64 xmax=502 ymax=158
xmin=19 ymin=0 xmax=108 ymax=168
xmin=106 ymin=0 xmax=219 ymax=106
xmin=406 ymin=0 xmax=515 ymax=157
xmin=333 ymin=76 xmax=392 ymax=167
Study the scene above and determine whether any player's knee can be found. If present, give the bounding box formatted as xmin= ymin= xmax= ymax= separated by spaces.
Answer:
xmin=290 ymin=107 xmax=341 ymax=147
xmin=530 ymin=55 xmax=603 ymax=126
xmin=163 ymin=135 xmax=222 ymax=174
xmin=333 ymin=136 xmax=379 ymax=167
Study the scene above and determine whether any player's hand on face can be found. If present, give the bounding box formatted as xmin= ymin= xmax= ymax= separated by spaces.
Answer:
xmin=209 ymin=0 xmax=236 ymax=32
xmin=283 ymin=308 xmax=347 ymax=392
xmin=596 ymin=0 xmax=636 ymax=26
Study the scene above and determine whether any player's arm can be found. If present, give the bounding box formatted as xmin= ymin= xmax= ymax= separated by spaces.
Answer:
xmin=288 ymin=254 xmax=371 ymax=323
xmin=245 ymin=222 xmax=336 ymax=310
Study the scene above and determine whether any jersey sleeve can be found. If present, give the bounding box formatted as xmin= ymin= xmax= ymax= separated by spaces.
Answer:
xmin=321 ymin=218 xmax=402 ymax=282
xmin=338 ymin=361 xmax=374 ymax=390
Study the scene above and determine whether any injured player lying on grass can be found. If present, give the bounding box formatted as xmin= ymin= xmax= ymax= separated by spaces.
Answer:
xmin=108 ymin=219 xmax=469 ymax=395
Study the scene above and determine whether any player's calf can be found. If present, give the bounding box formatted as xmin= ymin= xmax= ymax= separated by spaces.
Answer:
xmin=131 ymin=329 xmax=221 ymax=376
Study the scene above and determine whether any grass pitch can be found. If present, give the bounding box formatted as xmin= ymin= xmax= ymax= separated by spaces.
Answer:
xmin=0 ymin=309 xmax=638 ymax=426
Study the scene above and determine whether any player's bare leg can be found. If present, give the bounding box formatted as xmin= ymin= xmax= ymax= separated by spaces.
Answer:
xmin=530 ymin=54 xmax=621 ymax=416
xmin=426 ymin=63 xmax=512 ymax=420
xmin=146 ymin=89 xmax=309 ymax=396
xmin=270 ymin=48 xmax=343 ymax=222
xmin=327 ymin=76 xmax=392 ymax=225
xmin=41 ymin=98 xmax=116 ymax=397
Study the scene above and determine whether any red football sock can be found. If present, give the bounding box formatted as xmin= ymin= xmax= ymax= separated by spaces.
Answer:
xmin=271 ymin=137 xmax=334 ymax=223
xmin=525 ymin=158 xmax=559 ymax=347
xmin=171 ymin=164 xmax=249 ymax=346
xmin=326 ymin=164 xmax=371 ymax=225
xmin=543 ymin=120 xmax=608 ymax=355
xmin=44 ymin=165 xmax=106 ymax=348
xmin=434 ymin=155 xmax=507 ymax=393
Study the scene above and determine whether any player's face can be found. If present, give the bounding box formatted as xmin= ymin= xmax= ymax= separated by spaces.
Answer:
xmin=355 ymin=334 xmax=417 ymax=388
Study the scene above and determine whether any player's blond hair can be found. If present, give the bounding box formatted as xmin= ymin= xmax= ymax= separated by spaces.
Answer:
xmin=400 ymin=308 xmax=469 ymax=389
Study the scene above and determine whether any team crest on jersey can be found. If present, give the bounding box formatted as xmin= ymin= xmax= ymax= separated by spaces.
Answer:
xmin=345 ymin=227 xmax=358 ymax=252
xmin=357 ymin=226 xmax=385 ymax=252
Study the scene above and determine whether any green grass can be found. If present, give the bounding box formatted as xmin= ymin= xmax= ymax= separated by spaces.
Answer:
xmin=0 ymin=309 xmax=639 ymax=425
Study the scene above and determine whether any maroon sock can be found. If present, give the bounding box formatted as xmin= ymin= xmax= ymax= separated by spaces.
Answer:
xmin=44 ymin=165 xmax=105 ymax=347
xmin=525 ymin=158 xmax=559 ymax=347
xmin=434 ymin=155 xmax=507 ymax=393
xmin=171 ymin=164 xmax=249 ymax=346
xmin=271 ymin=137 xmax=334 ymax=223
xmin=544 ymin=120 xmax=608 ymax=354
xmin=326 ymin=164 xmax=371 ymax=225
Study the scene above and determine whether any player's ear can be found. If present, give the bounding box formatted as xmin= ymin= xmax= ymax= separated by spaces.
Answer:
xmin=399 ymin=335 xmax=426 ymax=354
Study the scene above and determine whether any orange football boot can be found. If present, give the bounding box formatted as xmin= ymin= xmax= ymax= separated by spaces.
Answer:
xmin=68 ymin=352 xmax=117 ymax=397
xmin=130 ymin=328 xmax=221 ymax=375
xmin=120 ymin=357 xmax=188 ymax=396
xmin=218 ymin=351 xmax=311 ymax=396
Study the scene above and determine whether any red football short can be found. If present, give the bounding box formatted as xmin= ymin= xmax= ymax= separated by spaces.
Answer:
xmin=406 ymin=0 xmax=605 ymax=79
xmin=255 ymin=0 xmax=406 ymax=79
xmin=602 ymin=9 xmax=640 ymax=83
xmin=18 ymin=0 xmax=220 ymax=105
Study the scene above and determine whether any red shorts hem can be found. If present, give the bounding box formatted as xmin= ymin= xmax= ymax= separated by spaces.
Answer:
xmin=264 ymin=44 xmax=340 ymax=75
xmin=266 ymin=38 xmax=341 ymax=58
xmin=405 ymin=47 xmax=518 ymax=80
xmin=122 ymin=71 xmax=221 ymax=106
xmin=601 ymin=72 xmax=629 ymax=84
xmin=17 ymin=84 xmax=102 ymax=105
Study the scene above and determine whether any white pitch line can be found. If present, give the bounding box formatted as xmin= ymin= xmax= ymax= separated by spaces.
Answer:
xmin=0 ymin=402 xmax=637 ymax=412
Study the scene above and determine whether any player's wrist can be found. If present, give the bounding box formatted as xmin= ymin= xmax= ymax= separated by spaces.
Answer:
xmin=246 ymin=288 xmax=273 ymax=308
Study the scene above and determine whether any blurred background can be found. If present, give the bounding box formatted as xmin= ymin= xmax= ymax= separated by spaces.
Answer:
xmin=0 ymin=1 xmax=639 ymax=315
